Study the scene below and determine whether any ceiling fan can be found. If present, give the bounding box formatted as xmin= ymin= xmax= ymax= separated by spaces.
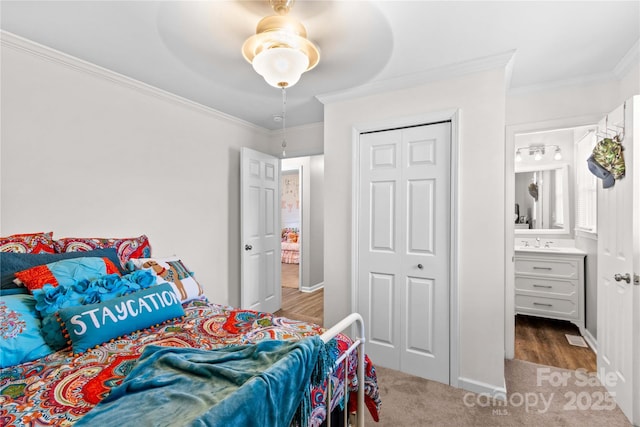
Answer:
xmin=241 ymin=0 xmax=320 ymax=89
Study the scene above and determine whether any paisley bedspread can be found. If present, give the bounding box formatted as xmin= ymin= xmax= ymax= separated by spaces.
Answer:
xmin=0 ymin=300 xmax=381 ymax=426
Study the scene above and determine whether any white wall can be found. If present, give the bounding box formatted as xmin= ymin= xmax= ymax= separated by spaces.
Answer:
xmin=507 ymin=80 xmax=619 ymax=127
xmin=308 ymin=155 xmax=324 ymax=287
xmin=267 ymin=122 xmax=324 ymax=158
xmin=0 ymin=34 xmax=269 ymax=307
xmin=576 ymin=232 xmax=598 ymax=339
xmin=323 ymin=68 xmax=507 ymax=393
xmin=618 ymin=62 xmax=639 ymax=105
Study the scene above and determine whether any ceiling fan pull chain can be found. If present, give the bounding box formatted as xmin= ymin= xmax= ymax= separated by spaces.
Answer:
xmin=281 ymin=87 xmax=287 ymax=157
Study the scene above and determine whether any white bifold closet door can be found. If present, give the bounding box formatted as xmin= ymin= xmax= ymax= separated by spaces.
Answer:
xmin=357 ymin=122 xmax=451 ymax=384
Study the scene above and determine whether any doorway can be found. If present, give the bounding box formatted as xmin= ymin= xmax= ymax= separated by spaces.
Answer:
xmin=281 ymin=168 xmax=301 ymax=290
xmin=277 ymin=155 xmax=325 ymax=325
xmin=511 ymin=125 xmax=597 ymax=372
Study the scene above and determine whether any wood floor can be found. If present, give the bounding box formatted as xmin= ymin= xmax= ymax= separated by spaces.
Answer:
xmin=275 ymin=279 xmax=595 ymax=372
xmin=281 ymin=262 xmax=299 ymax=289
xmin=274 ymin=287 xmax=324 ymax=327
xmin=275 ymin=262 xmax=324 ymax=326
xmin=515 ymin=314 xmax=596 ymax=372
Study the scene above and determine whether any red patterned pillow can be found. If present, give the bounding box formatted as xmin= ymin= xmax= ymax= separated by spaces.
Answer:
xmin=54 ymin=235 xmax=151 ymax=265
xmin=0 ymin=232 xmax=56 ymax=254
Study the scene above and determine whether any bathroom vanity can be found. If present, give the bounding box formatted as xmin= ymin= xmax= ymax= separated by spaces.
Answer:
xmin=514 ymin=246 xmax=586 ymax=333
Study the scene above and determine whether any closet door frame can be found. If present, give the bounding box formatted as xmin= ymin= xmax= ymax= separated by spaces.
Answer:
xmin=351 ymin=109 xmax=460 ymax=387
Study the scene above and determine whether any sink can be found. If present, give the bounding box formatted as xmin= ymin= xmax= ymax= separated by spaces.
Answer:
xmin=517 ymin=246 xmax=560 ymax=251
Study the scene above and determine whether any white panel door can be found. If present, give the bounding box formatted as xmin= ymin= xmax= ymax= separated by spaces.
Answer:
xmin=597 ymin=97 xmax=639 ymax=425
xmin=241 ymin=147 xmax=281 ymax=313
xmin=358 ymin=122 xmax=451 ymax=384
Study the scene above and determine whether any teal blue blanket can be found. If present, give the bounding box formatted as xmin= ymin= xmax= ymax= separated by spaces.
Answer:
xmin=76 ymin=336 xmax=329 ymax=427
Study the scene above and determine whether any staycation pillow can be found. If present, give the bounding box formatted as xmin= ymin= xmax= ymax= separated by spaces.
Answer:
xmin=35 ymin=269 xmax=157 ymax=351
xmin=54 ymin=235 xmax=152 ymax=266
xmin=32 ymin=269 xmax=157 ymax=317
xmin=0 ymin=248 xmax=125 ymax=295
xmin=57 ymin=282 xmax=185 ymax=355
xmin=0 ymin=294 xmax=54 ymax=368
xmin=0 ymin=232 xmax=56 ymax=254
xmin=127 ymin=257 xmax=204 ymax=303
xmin=14 ymin=257 xmax=121 ymax=293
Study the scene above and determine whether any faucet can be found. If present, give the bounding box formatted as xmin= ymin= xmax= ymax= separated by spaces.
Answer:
xmin=544 ymin=241 xmax=553 ymax=248
xmin=535 ymin=237 xmax=541 ymax=248
xmin=521 ymin=240 xmax=529 ymax=248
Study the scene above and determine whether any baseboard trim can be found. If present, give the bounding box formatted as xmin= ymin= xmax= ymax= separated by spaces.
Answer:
xmin=301 ymin=282 xmax=324 ymax=293
xmin=582 ymin=329 xmax=598 ymax=354
xmin=458 ymin=377 xmax=508 ymax=400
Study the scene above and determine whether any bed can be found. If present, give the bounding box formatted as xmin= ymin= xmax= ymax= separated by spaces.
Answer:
xmin=281 ymin=228 xmax=300 ymax=264
xmin=0 ymin=232 xmax=381 ymax=427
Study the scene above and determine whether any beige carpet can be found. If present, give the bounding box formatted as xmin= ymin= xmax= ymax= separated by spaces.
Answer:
xmin=368 ymin=359 xmax=631 ymax=426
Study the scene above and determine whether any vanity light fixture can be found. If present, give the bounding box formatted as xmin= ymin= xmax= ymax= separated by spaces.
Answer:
xmin=515 ymin=145 xmax=563 ymax=161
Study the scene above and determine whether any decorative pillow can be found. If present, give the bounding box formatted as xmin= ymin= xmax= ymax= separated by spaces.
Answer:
xmin=14 ymin=257 xmax=121 ymax=293
xmin=57 ymin=283 xmax=185 ymax=355
xmin=1 ymin=248 xmax=126 ymax=295
xmin=40 ymin=314 xmax=69 ymax=351
xmin=0 ymin=232 xmax=56 ymax=254
xmin=127 ymin=257 xmax=205 ymax=303
xmin=53 ymin=235 xmax=151 ymax=265
xmin=0 ymin=294 xmax=54 ymax=368
xmin=32 ymin=270 xmax=156 ymax=317
xmin=36 ymin=270 xmax=156 ymax=351
xmin=281 ymin=228 xmax=299 ymax=243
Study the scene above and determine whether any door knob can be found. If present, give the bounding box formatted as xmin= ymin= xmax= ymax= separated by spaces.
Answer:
xmin=244 ymin=244 xmax=253 ymax=251
xmin=614 ymin=273 xmax=631 ymax=284
xmin=417 ymin=264 xmax=423 ymax=269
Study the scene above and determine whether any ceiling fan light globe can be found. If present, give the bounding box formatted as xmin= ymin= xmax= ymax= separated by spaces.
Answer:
xmin=252 ymin=47 xmax=309 ymax=88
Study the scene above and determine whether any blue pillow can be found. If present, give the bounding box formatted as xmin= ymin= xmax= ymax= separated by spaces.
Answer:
xmin=1 ymin=248 xmax=125 ymax=295
xmin=57 ymin=283 xmax=185 ymax=354
xmin=0 ymin=294 xmax=54 ymax=368
xmin=37 ymin=270 xmax=157 ymax=351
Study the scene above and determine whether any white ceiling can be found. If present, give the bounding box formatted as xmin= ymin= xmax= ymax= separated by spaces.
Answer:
xmin=1 ymin=1 xmax=638 ymax=130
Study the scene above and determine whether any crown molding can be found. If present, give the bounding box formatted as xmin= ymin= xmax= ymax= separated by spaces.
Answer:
xmin=504 ymin=50 xmax=517 ymax=91
xmin=0 ymin=30 xmax=268 ymax=135
xmin=613 ymin=38 xmax=640 ymax=79
xmin=316 ymin=50 xmax=516 ymax=105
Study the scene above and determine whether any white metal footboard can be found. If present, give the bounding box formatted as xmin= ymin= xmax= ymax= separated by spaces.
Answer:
xmin=319 ymin=313 xmax=366 ymax=427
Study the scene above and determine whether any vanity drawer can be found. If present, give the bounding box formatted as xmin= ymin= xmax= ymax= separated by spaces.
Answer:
xmin=514 ymin=258 xmax=578 ymax=278
xmin=514 ymin=277 xmax=577 ymax=297
xmin=515 ymin=294 xmax=577 ymax=319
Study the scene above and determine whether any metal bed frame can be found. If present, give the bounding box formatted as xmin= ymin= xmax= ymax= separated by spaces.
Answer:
xmin=319 ymin=313 xmax=366 ymax=427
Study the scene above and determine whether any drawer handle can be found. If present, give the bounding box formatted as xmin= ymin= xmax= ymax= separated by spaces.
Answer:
xmin=532 ymin=266 xmax=552 ymax=270
xmin=533 ymin=284 xmax=552 ymax=289
xmin=533 ymin=302 xmax=553 ymax=307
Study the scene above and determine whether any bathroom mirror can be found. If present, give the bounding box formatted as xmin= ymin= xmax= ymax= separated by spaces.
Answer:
xmin=514 ymin=164 xmax=570 ymax=235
